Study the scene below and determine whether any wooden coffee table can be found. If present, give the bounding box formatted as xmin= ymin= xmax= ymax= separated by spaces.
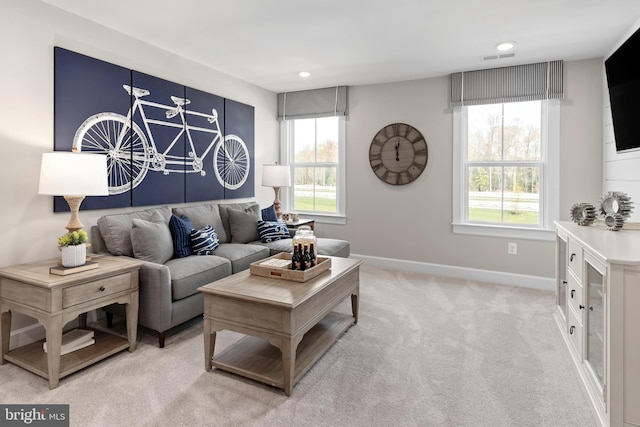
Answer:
xmin=198 ymin=256 xmax=361 ymax=396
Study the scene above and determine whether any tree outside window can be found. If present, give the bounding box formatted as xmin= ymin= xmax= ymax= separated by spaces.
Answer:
xmin=465 ymin=101 xmax=542 ymax=225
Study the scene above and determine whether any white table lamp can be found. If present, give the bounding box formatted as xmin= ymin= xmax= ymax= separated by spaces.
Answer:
xmin=262 ymin=163 xmax=291 ymax=219
xmin=39 ymin=152 xmax=109 ymax=232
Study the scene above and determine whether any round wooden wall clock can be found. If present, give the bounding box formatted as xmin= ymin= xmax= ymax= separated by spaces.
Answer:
xmin=369 ymin=123 xmax=428 ymax=185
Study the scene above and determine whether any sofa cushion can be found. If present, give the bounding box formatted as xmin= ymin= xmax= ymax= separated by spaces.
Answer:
xmin=253 ymin=237 xmax=350 ymax=258
xmin=172 ymin=203 xmax=227 ymax=243
xmin=212 ymin=243 xmax=269 ymax=273
xmin=218 ymin=202 xmax=260 ymax=242
xmin=165 ymin=255 xmax=231 ymax=301
xmin=168 ymin=214 xmax=195 ymax=258
xmin=97 ymin=207 xmax=172 ymax=257
xmin=227 ymin=208 xmax=260 ymax=244
xmin=130 ymin=213 xmax=174 ymax=264
xmin=257 ymin=220 xmax=291 ymax=243
xmin=190 ymin=225 xmax=220 ymax=255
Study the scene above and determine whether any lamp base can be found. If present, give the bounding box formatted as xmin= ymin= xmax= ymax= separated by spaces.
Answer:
xmin=272 ymin=187 xmax=283 ymax=219
xmin=64 ymin=195 xmax=86 ymax=233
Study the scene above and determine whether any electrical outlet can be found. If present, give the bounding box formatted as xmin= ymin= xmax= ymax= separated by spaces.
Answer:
xmin=508 ymin=242 xmax=518 ymax=255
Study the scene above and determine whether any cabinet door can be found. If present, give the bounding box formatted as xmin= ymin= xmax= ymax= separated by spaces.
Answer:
xmin=584 ymin=254 xmax=606 ymax=396
xmin=556 ymin=233 xmax=568 ymax=320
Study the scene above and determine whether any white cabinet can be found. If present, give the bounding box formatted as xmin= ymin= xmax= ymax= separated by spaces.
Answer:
xmin=554 ymin=221 xmax=640 ymax=427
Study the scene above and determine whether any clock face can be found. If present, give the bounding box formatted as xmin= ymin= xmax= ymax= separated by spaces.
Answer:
xmin=369 ymin=123 xmax=428 ymax=185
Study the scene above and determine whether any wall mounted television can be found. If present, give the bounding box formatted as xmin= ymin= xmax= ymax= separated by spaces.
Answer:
xmin=605 ymin=26 xmax=640 ymax=152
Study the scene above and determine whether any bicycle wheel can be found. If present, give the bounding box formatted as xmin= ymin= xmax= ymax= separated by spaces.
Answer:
xmin=213 ymin=134 xmax=250 ymax=190
xmin=73 ymin=113 xmax=150 ymax=195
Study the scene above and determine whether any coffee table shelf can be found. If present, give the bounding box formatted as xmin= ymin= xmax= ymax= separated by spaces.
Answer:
xmin=212 ymin=312 xmax=353 ymax=389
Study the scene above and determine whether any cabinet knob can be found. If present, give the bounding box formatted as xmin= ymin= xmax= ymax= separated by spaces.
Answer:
xmin=570 ymin=253 xmax=576 ymax=262
xmin=570 ymin=325 xmax=575 ymax=334
xmin=99 ymin=286 xmax=105 ymax=292
xmin=579 ymin=304 xmax=585 ymax=310
xmin=571 ymin=289 xmax=575 ymax=298
xmin=562 ymin=280 xmax=568 ymax=285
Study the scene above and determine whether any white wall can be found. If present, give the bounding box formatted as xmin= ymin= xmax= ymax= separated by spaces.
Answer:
xmin=0 ymin=1 xmax=279 ymax=331
xmin=320 ymin=59 xmax=604 ymax=279
xmin=603 ymin=17 xmax=640 ymax=222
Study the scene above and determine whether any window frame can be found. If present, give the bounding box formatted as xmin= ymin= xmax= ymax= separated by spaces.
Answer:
xmin=280 ymin=116 xmax=346 ymax=224
xmin=452 ymin=100 xmax=559 ymax=241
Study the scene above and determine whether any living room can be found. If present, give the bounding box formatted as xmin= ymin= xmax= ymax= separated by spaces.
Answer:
xmin=2 ymin=1 xmax=640 ymax=426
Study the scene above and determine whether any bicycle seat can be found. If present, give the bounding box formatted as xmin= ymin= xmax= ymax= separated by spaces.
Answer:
xmin=123 ymin=85 xmax=150 ymax=97
xmin=171 ymin=96 xmax=191 ymax=106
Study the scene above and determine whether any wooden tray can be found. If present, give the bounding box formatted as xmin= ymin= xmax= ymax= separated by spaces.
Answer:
xmin=250 ymin=252 xmax=331 ymax=282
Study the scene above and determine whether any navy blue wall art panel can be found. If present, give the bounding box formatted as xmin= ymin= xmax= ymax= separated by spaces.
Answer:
xmin=222 ymin=99 xmax=255 ymax=199
xmin=184 ymin=86 xmax=225 ymax=202
xmin=53 ymin=48 xmax=255 ymax=211
xmin=130 ymin=71 xmax=186 ymax=207
xmin=53 ymin=47 xmax=131 ymax=211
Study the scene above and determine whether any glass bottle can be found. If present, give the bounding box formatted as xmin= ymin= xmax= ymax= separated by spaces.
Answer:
xmin=309 ymin=243 xmax=316 ymax=268
xmin=303 ymin=245 xmax=311 ymax=270
xmin=297 ymin=244 xmax=305 ymax=271
xmin=291 ymin=244 xmax=299 ymax=270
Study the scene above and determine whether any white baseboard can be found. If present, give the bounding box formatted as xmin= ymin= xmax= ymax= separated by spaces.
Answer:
xmin=351 ymin=253 xmax=555 ymax=291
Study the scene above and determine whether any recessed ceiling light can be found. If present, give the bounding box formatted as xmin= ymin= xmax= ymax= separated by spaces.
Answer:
xmin=496 ymin=42 xmax=515 ymax=51
xmin=299 ymin=71 xmax=311 ymax=78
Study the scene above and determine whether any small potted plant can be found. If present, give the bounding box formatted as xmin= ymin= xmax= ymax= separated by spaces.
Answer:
xmin=58 ymin=229 xmax=88 ymax=267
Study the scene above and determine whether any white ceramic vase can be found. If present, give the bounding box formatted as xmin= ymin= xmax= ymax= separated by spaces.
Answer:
xmin=61 ymin=244 xmax=86 ymax=267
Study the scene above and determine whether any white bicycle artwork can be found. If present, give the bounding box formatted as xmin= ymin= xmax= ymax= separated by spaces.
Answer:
xmin=72 ymin=84 xmax=250 ymax=195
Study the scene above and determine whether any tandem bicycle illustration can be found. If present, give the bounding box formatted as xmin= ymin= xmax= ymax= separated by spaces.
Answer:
xmin=72 ymin=84 xmax=250 ymax=195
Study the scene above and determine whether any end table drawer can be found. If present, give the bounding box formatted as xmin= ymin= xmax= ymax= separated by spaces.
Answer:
xmin=63 ymin=273 xmax=132 ymax=308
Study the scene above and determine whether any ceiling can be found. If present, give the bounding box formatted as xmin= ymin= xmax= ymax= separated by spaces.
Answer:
xmin=41 ymin=0 xmax=640 ymax=93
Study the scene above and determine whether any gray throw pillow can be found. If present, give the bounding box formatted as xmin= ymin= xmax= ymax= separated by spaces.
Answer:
xmin=227 ymin=208 xmax=260 ymax=244
xmin=172 ymin=203 xmax=228 ymax=243
xmin=97 ymin=207 xmax=172 ymax=256
xmin=218 ymin=202 xmax=260 ymax=242
xmin=130 ymin=213 xmax=174 ymax=264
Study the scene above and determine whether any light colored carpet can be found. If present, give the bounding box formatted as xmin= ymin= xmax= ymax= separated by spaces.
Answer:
xmin=0 ymin=265 xmax=596 ymax=427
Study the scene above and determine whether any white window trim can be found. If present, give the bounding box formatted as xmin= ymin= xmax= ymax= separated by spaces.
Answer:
xmin=452 ymin=101 xmax=559 ymax=242
xmin=279 ymin=117 xmax=346 ymax=224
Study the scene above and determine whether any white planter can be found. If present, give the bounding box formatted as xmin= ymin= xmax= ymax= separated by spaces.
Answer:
xmin=61 ymin=244 xmax=86 ymax=267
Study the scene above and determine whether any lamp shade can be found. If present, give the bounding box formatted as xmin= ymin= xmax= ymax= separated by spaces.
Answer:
xmin=39 ymin=152 xmax=109 ymax=196
xmin=262 ymin=164 xmax=291 ymax=187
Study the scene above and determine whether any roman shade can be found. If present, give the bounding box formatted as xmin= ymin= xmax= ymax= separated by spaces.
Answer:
xmin=450 ymin=60 xmax=564 ymax=107
xmin=277 ymin=86 xmax=348 ymax=120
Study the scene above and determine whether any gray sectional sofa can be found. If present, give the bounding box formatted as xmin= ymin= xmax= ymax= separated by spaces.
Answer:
xmin=90 ymin=201 xmax=350 ymax=347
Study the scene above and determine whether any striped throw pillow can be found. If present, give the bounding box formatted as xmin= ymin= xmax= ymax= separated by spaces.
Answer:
xmin=189 ymin=225 xmax=220 ymax=255
xmin=257 ymin=220 xmax=291 ymax=243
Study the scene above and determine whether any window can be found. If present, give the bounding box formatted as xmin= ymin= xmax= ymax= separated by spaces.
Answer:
xmin=282 ymin=116 xmax=346 ymax=221
xmin=453 ymin=100 xmax=559 ymax=240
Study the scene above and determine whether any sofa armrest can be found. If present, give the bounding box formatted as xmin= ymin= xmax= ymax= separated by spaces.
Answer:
xmin=135 ymin=259 xmax=173 ymax=333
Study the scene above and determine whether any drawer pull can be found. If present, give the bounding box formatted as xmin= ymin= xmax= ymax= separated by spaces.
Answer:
xmin=571 ymin=289 xmax=575 ymax=298
xmin=99 ymin=286 xmax=106 ymax=292
xmin=570 ymin=253 xmax=576 ymax=262
xmin=570 ymin=325 xmax=575 ymax=334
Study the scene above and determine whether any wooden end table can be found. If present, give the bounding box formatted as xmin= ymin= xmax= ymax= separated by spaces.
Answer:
xmin=0 ymin=255 xmax=142 ymax=389
xmin=285 ymin=218 xmax=315 ymax=231
xmin=198 ymin=256 xmax=361 ymax=396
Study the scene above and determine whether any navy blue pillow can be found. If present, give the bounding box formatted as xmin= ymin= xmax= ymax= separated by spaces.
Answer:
xmin=257 ymin=220 xmax=291 ymax=243
xmin=261 ymin=205 xmax=278 ymax=222
xmin=190 ymin=225 xmax=220 ymax=255
xmin=168 ymin=214 xmax=195 ymax=258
